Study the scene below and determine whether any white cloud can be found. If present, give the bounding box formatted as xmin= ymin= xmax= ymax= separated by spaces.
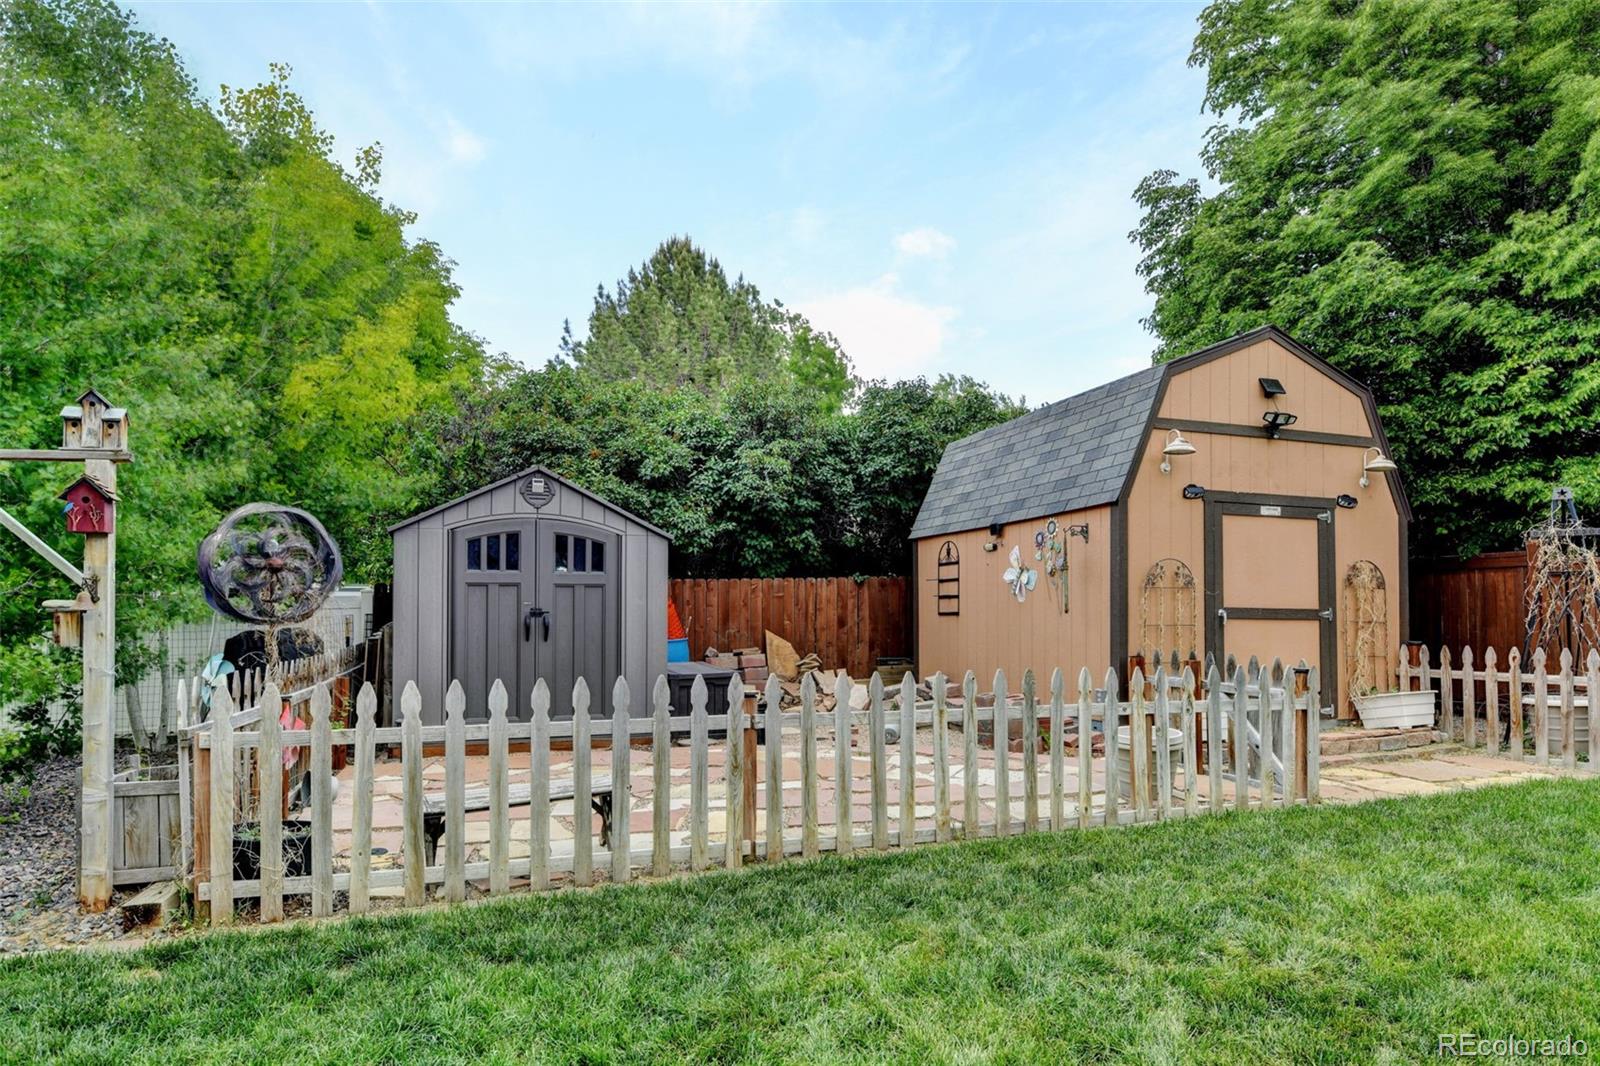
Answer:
xmin=443 ymin=116 xmax=487 ymax=164
xmin=894 ymin=226 xmax=956 ymax=259
xmin=799 ymin=274 xmax=957 ymax=382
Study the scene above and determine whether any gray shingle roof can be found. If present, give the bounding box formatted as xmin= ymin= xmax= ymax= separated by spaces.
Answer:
xmin=909 ymin=364 xmax=1167 ymax=539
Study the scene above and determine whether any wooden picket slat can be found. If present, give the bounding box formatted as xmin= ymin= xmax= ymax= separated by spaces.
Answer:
xmin=689 ymin=675 xmax=709 ymax=871
xmin=993 ymin=670 xmax=1010 ymax=837
xmin=1460 ymin=647 xmax=1477 ymax=749
xmin=310 ymin=684 xmax=334 ymax=918
xmin=1231 ymin=666 xmax=1248 ymax=810
xmin=1484 ymin=647 xmax=1501 ymax=756
xmin=256 ymin=681 xmax=283 ymax=923
xmin=932 ymin=672 xmax=951 ymax=843
xmin=1589 ymin=650 xmax=1600 ymax=770
xmin=961 ymin=672 xmax=978 ymax=838
xmin=1102 ymin=669 xmax=1120 ymax=828
xmin=723 ymin=679 xmax=742 ymax=871
xmin=1153 ymin=669 xmax=1171 ymax=819
xmin=803 ymin=673 xmax=820 ymax=859
xmin=208 ymin=684 xmax=235 ymax=926
xmin=573 ymin=678 xmax=594 ymax=887
xmin=488 ymin=681 xmax=511 ymax=896
xmin=530 ymin=680 xmax=551 ymax=891
xmin=897 ymin=672 xmax=915 ymax=848
xmin=1206 ymin=667 xmax=1224 ymax=812
xmin=1048 ymin=670 xmax=1065 ymax=831
xmin=349 ymin=683 xmax=375 ymax=915
xmin=1129 ymin=668 xmax=1148 ymax=822
xmin=869 ymin=673 xmax=888 ymax=850
xmin=1075 ymin=669 xmax=1092 ymax=830
xmin=612 ymin=679 xmax=633 ymax=883
xmin=1281 ymin=663 xmax=1298 ymax=804
xmin=1021 ymin=672 xmax=1039 ymax=833
xmin=402 ymin=682 xmax=425 ymax=907
xmin=1439 ymin=646 xmax=1455 ymax=743
xmin=764 ymin=675 xmax=784 ymax=863
xmin=1509 ymin=647 xmax=1524 ymax=757
xmin=443 ymin=681 xmax=467 ymax=902
xmin=1306 ymin=667 xmax=1321 ymax=803
xmin=1560 ymin=649 xmax=1576 ymax=770
xmin=650 ymin=677 xmax=670 ymax=877
xmin=1257 ymin=672 xmax=1275 ymax=810
xmin=835 ymin=672 xmax=855 ymax=853
xmin=1533 ymin=649 xmax=1549 ymax=765
xmin=1181 ymin=667 xmax=1198 ymax=818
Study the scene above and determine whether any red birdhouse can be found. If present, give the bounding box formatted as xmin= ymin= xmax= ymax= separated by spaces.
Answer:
xmin=59 ymin=475 xmax=116 ymax=535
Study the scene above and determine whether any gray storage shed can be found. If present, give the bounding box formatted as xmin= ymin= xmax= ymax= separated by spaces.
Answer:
xmin=389 ymin=466 xmax=669 ymax=724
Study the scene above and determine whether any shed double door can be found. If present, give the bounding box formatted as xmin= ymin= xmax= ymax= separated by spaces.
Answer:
xmin=451 ymin=520 xmax=619 ymax=720
xmin=1205 ymin=497 xmax=1335 ymax=712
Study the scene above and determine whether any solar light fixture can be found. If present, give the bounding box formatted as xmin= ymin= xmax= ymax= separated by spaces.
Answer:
xmin=1182 ymin=483 xmax=1206 ymax=500
xmin=1360 ymin=446 xmax=1398 ymax=488
xmin=1261 ymin=409 xmax=1298 ymax=437
xmin=1160 ymin=428 xmax=1196 ymax=474
xmin=1259 ymin=377 xmax=1286 ymax=397
xmin=1336 ymin=494 xmax=1359 ymax=509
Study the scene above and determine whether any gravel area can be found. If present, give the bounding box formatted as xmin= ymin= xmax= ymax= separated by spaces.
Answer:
xmin=0 ymin=757 xmax=144 ymax=954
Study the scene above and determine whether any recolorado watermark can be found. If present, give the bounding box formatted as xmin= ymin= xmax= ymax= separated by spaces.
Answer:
xmin=1439 ymin=1033 xmax=1588 ymax=1058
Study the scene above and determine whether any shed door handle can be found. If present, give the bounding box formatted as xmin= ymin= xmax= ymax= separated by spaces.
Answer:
xmin=525 ymin=607 xmax=550 ymax=642
xmin=1217 ymin=608 xmax=1227 ymax=625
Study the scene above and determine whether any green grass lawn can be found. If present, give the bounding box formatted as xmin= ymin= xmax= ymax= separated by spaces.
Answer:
xmin=5 ymin=778 xmax=1600 ymax=1064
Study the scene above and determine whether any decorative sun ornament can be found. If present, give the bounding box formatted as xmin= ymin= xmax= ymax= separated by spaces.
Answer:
xmin=1002 ymin=546 xmax=1037 ymax=603
xmin=197 ymin=503 xmax=343 ymax=624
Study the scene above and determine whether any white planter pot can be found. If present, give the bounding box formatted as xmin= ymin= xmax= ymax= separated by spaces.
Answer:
xmin=1354 ymin=690 xmax=1435 ymax=730
xmin=1115 ymin=726 xmax=1185 ymax=803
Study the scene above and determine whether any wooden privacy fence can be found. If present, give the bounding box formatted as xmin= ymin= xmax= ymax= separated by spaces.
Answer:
xmin=188 ymin=656 xmax=1321 ymax=926
xmin=1410 ymin=552 xmax=1528 ymax=655
xmin=669 ymin=577 xmax=910 ymax=677
xmin=1400 ymin=644 xmax=1600 ymax=769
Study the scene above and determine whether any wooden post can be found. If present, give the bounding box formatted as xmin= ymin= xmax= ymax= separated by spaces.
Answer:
xmin=77 ymin=395 xmax=118 ymax=911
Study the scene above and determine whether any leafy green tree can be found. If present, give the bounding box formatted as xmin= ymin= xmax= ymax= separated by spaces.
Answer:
xmin=0 ymin=0 xmax=483 ymax=724
xmin=411 ymin=368 xmax=1021 ymax=577
xmin=1131 ymin=0 xmax=1600 ymax=559
xmin=566 ymin=236 xmax=854 ymax=412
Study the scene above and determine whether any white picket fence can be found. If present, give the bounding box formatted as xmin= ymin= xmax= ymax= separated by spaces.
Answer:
xmin=188 ymin=659 xmax=1322 ymax=926
xmin=1399 ymin=644 xmax=1600 ymax=767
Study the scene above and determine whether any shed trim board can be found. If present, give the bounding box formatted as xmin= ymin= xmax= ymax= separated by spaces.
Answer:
xmin=915 ymin=324 xmax=1409 ymax=717
xmin=391 ymin=468 xmax=669 ymax=725
xmin=388 ymin=465 xmax=671 ymax=538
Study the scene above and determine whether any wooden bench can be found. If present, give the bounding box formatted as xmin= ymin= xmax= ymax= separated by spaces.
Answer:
xmin=421 ymin=777 xmax=614 ymax=865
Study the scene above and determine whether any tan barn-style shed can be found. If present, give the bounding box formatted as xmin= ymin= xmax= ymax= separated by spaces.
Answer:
xmin=910 ymin=326 xmax=1410 ymax=716
xmin=390 ymin=467 xmax=669 ymax=725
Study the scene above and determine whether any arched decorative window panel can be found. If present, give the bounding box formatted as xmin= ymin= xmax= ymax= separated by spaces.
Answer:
xmin=1344 ymin=560 xmax=1390 ymax=702
xmin=936 ymin=540 xmax=960 ymax=616
xmin=1140 ymin=558 xmax=1197 ymax=664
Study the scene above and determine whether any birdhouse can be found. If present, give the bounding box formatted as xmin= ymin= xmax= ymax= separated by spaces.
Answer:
xmin=60 ymin=388 xmax=125 ymax=449
xmin=59 ymin=475 xmax=116 ymax=535
xmin=42 ymin=593 xmax=90 ymax=648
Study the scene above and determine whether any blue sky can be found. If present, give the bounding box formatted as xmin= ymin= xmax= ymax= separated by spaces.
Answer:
xmin=129 ymin=1 xmax=1213 ymax=404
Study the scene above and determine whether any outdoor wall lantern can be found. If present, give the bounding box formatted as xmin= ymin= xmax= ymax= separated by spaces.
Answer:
xmin=983 ymin=520 xmax=1003 ymax=552
xmin=1261 ymin=409 xmax=1299 ymax=437
xmin=1159 ymin=428 xmax=1196 ymax=474
xmin=1182 ymin=484 xmax=1206 ymax=500
xmin=1359 ymin=446 xmax=1399 ymax=488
